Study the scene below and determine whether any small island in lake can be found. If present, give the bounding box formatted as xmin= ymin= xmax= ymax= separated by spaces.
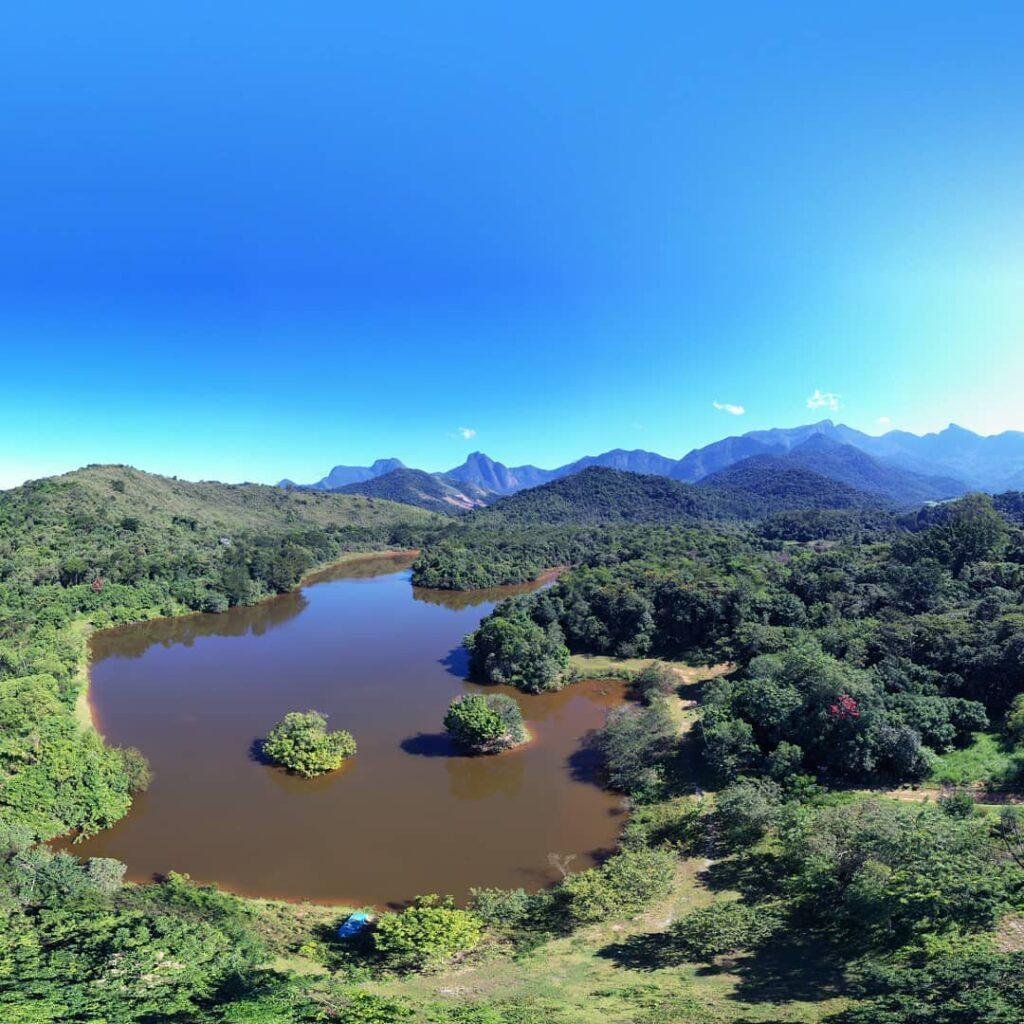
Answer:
xmin=443 ymin=693 xmax=528 ymax=754
xmin=262 ymin=710 xmax=357 ymax=777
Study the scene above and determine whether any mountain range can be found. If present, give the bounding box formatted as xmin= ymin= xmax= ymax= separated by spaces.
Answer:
xmin=278 ymin=420 xmax=1024 ymax=513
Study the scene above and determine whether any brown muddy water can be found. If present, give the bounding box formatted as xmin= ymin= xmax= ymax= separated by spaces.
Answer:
xmin=60 ymin=554 xmax=627 ymax=906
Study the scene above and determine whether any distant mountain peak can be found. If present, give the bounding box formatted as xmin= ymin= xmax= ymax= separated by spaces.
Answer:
xmin=278 ymin=417 xmax=1024 ymax=507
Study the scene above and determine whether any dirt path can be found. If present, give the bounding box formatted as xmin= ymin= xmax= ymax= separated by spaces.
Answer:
xmin=879 ymin=786 xmax=1022 ymax=806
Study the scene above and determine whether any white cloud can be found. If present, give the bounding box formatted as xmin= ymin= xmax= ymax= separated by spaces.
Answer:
xmin=806 ymin=389 xmax=840 ymax=412
xmin=712 ymin=401 xmax=746 ymax=416
xmin=876 ymin=416 xmax=892 ymax=428
xmin=456 ymin=426 xmax=476 ymax=440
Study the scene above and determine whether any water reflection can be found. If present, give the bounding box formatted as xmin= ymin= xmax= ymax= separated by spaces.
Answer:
xmin=91 ymin=590 xmax=308 ymax=661
xmin=446 ymin=749 xmax=525 ymax=800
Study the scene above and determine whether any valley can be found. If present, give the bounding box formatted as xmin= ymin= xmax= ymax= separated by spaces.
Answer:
xmin=2 ymin=454 xmax=1023 ymax=1022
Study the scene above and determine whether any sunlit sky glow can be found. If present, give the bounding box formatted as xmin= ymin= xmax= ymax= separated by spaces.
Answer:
xmin=2 ymin=4 xmax=1023 ymax=488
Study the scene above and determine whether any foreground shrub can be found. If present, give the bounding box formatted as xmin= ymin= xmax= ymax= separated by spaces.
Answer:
xmin=598 ymin=695 xmax=677 ymax=798
xmin=559 ymin=846 xmax=676 ymax=923
xmin=784 ymin=798 xmax=1011 ymax=944
xmin=262 ymin=710 xmax=356 ymax=777
xmin=712 ymin=778 xmax=783 ymax=849
xmin=826 ymin=946 xmax=1024 ymax=1024
xmin=373 ymin=895 xmax=483 ymax=970
xmin=670 ymin=900 xmax=777 ymax=961
xmin=444 ymin=694 xmax=527 ymax=754
xmin=633 ymin=662 xmax=679 ymax=704
xmin=468 ymin=886 xmax=555 ymax=933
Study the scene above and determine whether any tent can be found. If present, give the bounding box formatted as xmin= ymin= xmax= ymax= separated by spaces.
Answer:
xmin=337 ymin=910 xmax=372 ymax=939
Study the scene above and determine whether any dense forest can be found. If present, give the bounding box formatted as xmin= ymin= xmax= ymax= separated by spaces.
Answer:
xmin=2 ymin=463 xmax=1024 ymax=1021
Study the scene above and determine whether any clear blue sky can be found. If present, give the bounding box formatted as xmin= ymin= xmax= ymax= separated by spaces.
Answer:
xmin=2 ymin=4 xmax=1023 ymax=488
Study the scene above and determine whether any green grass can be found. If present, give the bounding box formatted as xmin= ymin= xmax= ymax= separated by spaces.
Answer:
xmin=356 ymin=860 xmax=849 ymax=1022
xmin=570 ymin=653 xmax=657 ymax=679
xmin=570 ymin=654 xmax=730 ymax=687
xmin=928 ymin=730 xmax=1024 ymax=788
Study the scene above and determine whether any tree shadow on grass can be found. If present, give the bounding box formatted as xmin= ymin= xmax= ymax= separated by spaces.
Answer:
xmin=662 ymin=732 xmax=717 ymax=797
xmin=597 ymin=930 xmax=683 ymax=971
xmin=598 ymin=929 xmax=852 ymax=1007
xmin=727 ymin=933 xmax=852 ymax=1005
xmin=698 ymin=851 xmax=788 ymax=902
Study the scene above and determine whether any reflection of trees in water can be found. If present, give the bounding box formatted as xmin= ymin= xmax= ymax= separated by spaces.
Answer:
xmin=260 ymin=756 xmax=355 ymax=796
xmin=464 ymin=679 xmax=627 ymax=727
xmin=90 ymin=552 xmax=417 ymax=663
xmin=446 ymin=749 xmax=525 ymax=800
xmin=90 ymin=591 xmax=308 ymax=661
xmin=411 ymin=577 xmax=546 ymax=611
xmin=304 ymin=552 xmax=416 ymax=585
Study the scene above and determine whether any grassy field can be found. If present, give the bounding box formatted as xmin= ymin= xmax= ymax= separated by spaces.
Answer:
xmin=571 ymin=653 xmax=730 ymax=684
xmin=928 ymin=730 xmax=1024 ymax=789
xmin=356 ymin=857 xmax=850 ymax=1023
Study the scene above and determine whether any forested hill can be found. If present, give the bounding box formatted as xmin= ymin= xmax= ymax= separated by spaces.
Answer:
xmin=1 ymin=464 xmax=437 ymax=610
xmin=710 ymin=436 xmax=966 ymax=506
xmin=468 ymin=464 xmax=886 ymax=528
xmin=336 ymin=467 xmax=490 ymax=513
xmin=698 ymin=456 xmax=893 ymax=511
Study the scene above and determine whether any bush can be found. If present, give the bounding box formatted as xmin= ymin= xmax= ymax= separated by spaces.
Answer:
xmin=559 ymin=846 xmax=676 ymax=923
xmin=713 ymin=778 xmax=782 ymax=848
xmin=468 ymin=886 xmax=554 ymax=933
xmin=938 ymin=789 xmax=976 ymax=819
xmin=261 ymin=710 xmax=356 ymax=777
xmin=444 ymin=694 xmax=527 ymax=754
xmin=620 ymin=798 xmax=705 ymax=852
xmin=670 ymin=901 xmax=776 ymax=961
xmin=1007 ymin=693 xmax=1024 ymax=743
xmin=598 ymin=696 xmax=677 ymax=798
xmin=827 ymin=947 xmax=1024 ymax=1024
xmin=633 ymin=662 xmax=679 ymax=704
xmin=373 ymin=895 xmax=483 ymax=970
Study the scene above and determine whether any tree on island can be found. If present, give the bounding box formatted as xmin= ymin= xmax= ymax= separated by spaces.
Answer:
xmin=464 ymin=608 xmax=570 ymax=693
xmin=443 ymin=693 xmax=527 ymax=754
xmin=261 ymin=710 xmax=356 ymax=777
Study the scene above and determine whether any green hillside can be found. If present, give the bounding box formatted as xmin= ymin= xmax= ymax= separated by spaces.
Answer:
xmin=471 ymin=465 xmax=883 ymax=529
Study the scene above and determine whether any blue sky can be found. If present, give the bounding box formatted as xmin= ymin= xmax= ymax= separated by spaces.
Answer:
xmin=2 ymin=4 xmax=1023 ymax=487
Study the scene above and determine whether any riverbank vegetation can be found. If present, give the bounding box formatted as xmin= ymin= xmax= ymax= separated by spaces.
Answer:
xmin=262 ymin=710 xmax=357 ymax=776
xmin=3 ymin=463 xmax=1024 ymax=1020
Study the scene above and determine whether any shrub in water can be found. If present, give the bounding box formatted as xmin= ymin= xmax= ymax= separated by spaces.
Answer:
xmin=444 ymin=693 xmax=527 ymax=754
xmin=262 ymin=709 xmax=356 ymax=777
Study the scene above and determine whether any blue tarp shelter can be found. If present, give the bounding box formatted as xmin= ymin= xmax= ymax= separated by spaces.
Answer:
xmin=337 ymin=911 xmax=372 ymax=939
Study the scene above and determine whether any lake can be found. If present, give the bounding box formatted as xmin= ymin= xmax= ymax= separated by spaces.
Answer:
xmin=60 ymin=553 xmax=626 ymax=906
